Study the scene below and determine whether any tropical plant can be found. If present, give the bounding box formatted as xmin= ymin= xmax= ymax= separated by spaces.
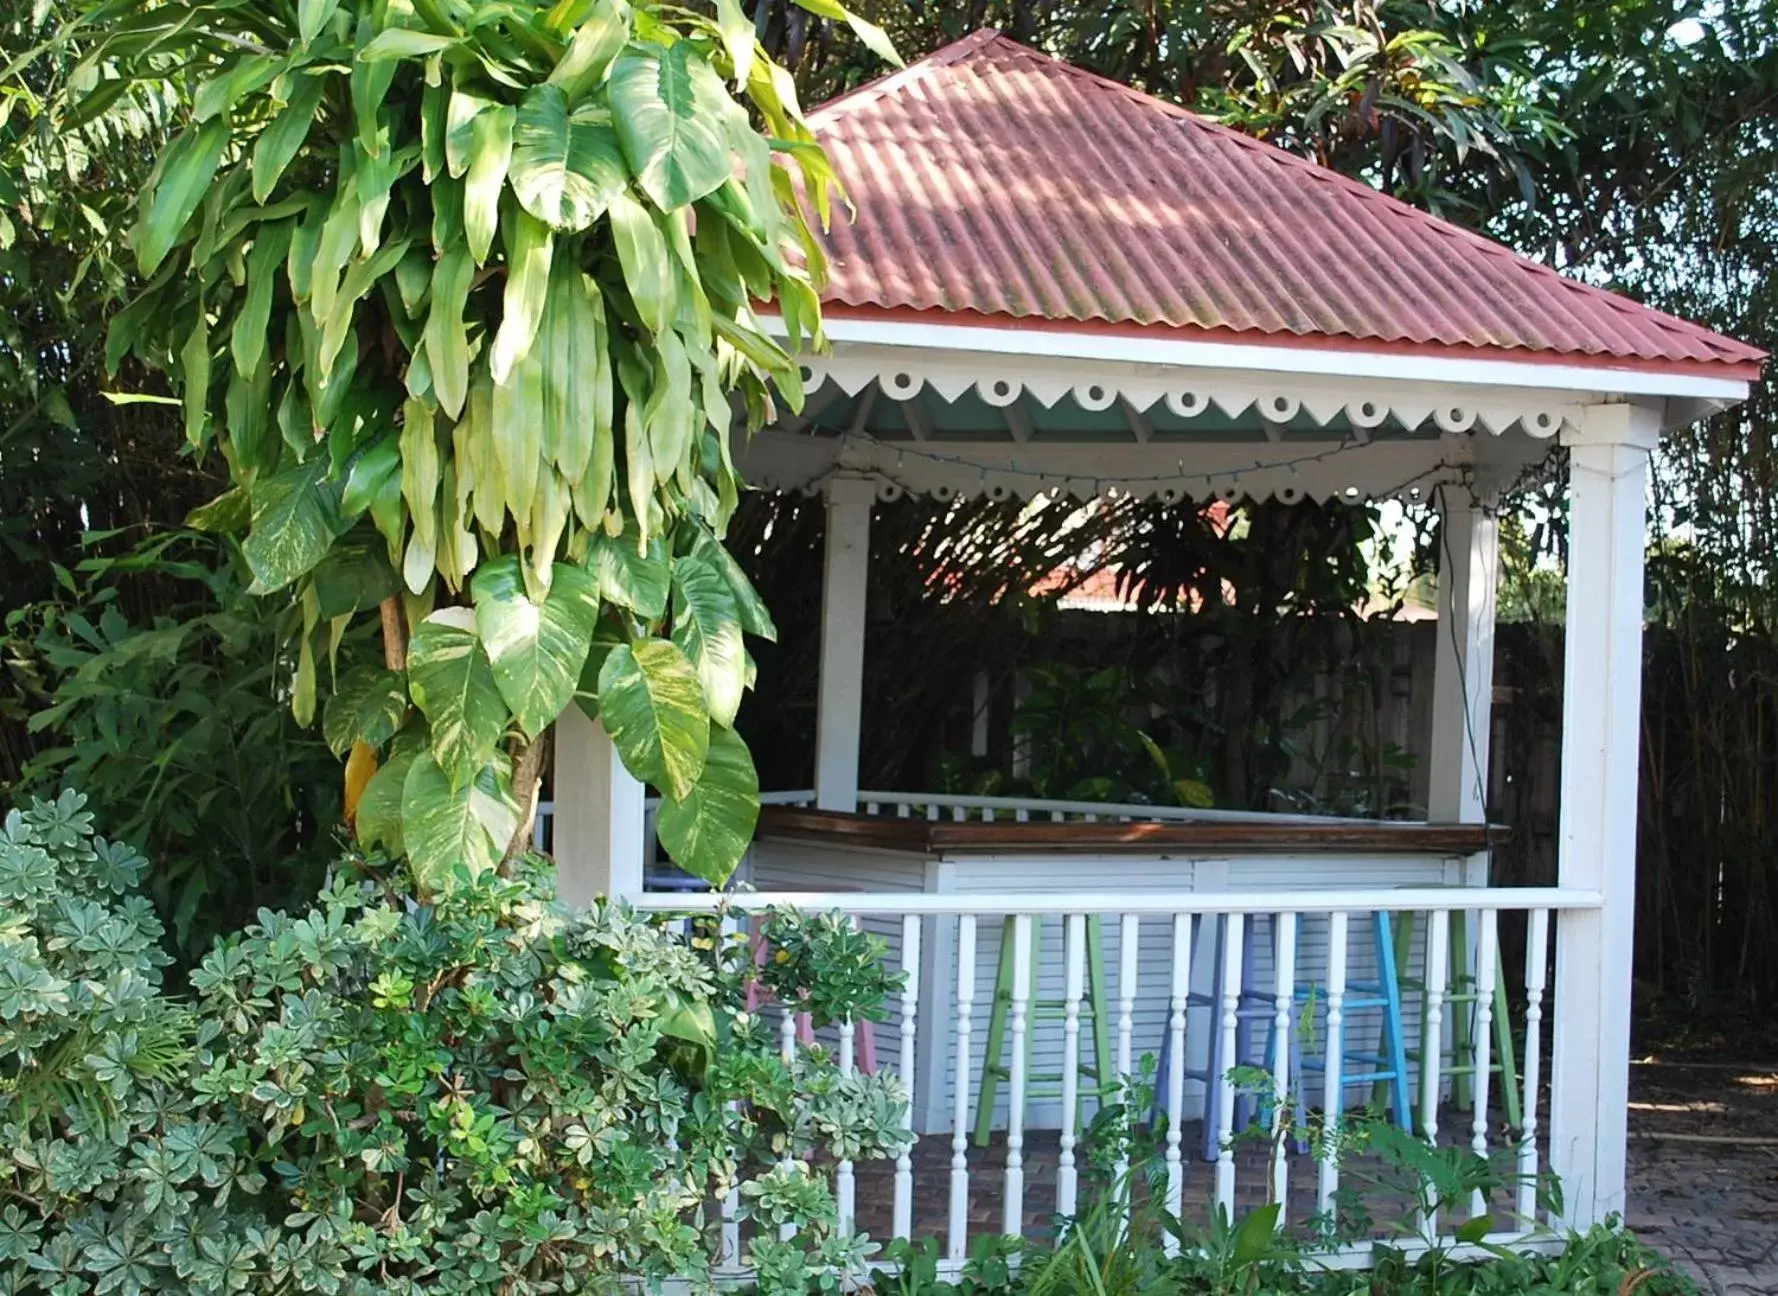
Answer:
xmin=69 ymin=0 xmax=896 ymax=890
xmin=4 ymin=529 xmax=362 ymax=956
xmin=0 ymin=788 xmax=913 ymax=1294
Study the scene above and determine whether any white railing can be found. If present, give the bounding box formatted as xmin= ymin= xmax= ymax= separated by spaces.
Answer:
xmin=852 ymin=790 xmax=1329 ymax=825
xmin=533 ymin=788 xmax=816 ymax=854
xmin=629 ymin=885 xmax=1596 ymax=1267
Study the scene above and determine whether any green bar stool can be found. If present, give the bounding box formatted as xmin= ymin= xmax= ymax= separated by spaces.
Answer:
xmin=973 ymin=914 xmax=1114 ymax=1146
xmin=1383 ymin=909 xmax=1521 ymax=1131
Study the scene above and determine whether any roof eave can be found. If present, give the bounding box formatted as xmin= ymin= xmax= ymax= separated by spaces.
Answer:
xmin=792 ymin=305 xmax=1761 ymax=407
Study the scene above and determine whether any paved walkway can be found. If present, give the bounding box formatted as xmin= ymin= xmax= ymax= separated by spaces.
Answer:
xmin=1625 ymin=1059 xmax=1778 ymax=1295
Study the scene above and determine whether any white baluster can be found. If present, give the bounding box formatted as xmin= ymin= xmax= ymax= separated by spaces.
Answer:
xmin=1271 ymin=913 xmax=1297 ymax=1209
xmin=948 ymin=915 xmax=976 ymax=1262
xmin=1115 ymin=913 xmax=1140 ymax=1231
xmin=927 ymin=802 xmax=940 ymax=821
xmin=1469 ymin=908 xmax=1499 ymax=1223
xmin=1317 ymin=912 xmax=1348 ymax=1219
xmin=866 ymin=801 xmax=881 ymax=816
xmin=1058 ymin=913 xmax=1085 ymax=1217
xmin=897 ymin=802 xmax=911 ymax=819
xmin=1051 ymin=810 xmax=1064 ymax=823
xmin=1165 ymin=913 xmax=1192 ymax=1254
xmin=1016 ymin=807 xmax=1030 ymax=823
xmin=1517 ymin=909 xmax=1550 ymax=1228
xmin=1421 ymin=908 xmax=1451 ymax=1235
xmin=983 ymin=807 xmax=996 ymax=823
xmin=1004 ymin=914 xmax=1032 ymax=1238
xmin=894 ymin=914 xmax=922 ymax=1241
xmin=953 ymin=806 xmax=967 ymax=823
xmin=1215 ymin=913 xmax=1245 ymax=1214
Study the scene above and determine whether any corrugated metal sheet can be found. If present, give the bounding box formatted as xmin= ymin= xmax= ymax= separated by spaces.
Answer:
xmin=806 ymin=30 xmax=1763 ymax=373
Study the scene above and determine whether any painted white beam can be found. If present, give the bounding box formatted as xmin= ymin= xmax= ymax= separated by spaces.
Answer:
xmin=762 ymin=314 xmax=1752 ymax=407
xmin=1426 ymin=484 xmax=1500 ymax=825
xmin=1547 ymin=401 xmax=1660 ymax=1229
xmin=552 ymin=703 xmax=647 ymax=905
xmin=815 ymin=476 xmax=876 ymax=810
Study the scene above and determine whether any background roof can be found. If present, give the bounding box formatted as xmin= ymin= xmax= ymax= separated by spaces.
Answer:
xmin=805 ymin=30 xmax=1763 ymax=378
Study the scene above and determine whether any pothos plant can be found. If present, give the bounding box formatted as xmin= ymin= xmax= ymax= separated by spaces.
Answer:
xmin=80 ymin=0 xmax=896 ymax=889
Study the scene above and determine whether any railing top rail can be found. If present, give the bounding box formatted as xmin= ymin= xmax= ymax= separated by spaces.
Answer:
xmin=623 ymin=886 xmax=1601 ymax=916
xmin=855 ymin=790 xmax=1332 ymax=825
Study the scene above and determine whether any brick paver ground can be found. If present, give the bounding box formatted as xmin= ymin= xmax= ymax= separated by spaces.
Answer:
xmin=1624 ymin=1059 xmax=1778 ymax=1295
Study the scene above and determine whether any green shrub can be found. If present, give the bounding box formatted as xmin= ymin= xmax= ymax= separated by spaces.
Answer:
xmin=0 ymin=791 xmax=911 ymax=1294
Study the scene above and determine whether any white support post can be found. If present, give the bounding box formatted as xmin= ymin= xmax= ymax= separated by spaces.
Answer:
xmin=1548 ymin=401 xmax=1659 ymax=1230
xmin=1427 ymin=484 xmax=1500 ymax=826
xmin=816 ymin=476 xmax=875 ymax=811
xmin=551 ymin=703 xmax=647 ymax=905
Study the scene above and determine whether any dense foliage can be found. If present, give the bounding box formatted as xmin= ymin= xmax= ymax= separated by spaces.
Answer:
xmin=3 ymin=532 xmax=360 ymax=956
xmin=0 ymin=790 xmax=911 ymax=1294
xmin=62 ymin=0 xmax=898 ymax=891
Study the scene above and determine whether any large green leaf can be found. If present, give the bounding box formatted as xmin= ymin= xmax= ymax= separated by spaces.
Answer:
xmin=136 ymin=117 xmax=230 ymax=275
xmin=510 ymin=83 xmax=627 ymax=232
xmin=463 ymin=102 xmax=515 ymax=264
xmin=489 ymin=210 xmax=553 ymax=383
xmin=421 ymin=244 xmax=475 ymax=419
xmin=656 ymin=724 xmax=758 ymax=884
xmin=609 ymin=43 xmax=734 ymax=211
xmin=251 ymin=70 xmax=329 ymax=202
xmin=355 ymin=746 xmax=415 ymax=855
xmin=471 ymin=556 xmax=601 ymax=739
xmin=323 ymin=666 xmax=409 ymax=757
xmin=670 ymin=552 xmax=746 ymax=728
xmin=589 ymin=529 xmax=669 ymax=619
xmin=310 ymin=539 xmax=401 ymax=616
xmin=609 ymin=189 xmax=675 ymax=337
xmin=691 ymin=527 xmax=776 ymax=640
xmin=244 ymin=459 xmax=349 ymax=594
xmin=407 ymin=608 xmax=508 ymax=788
xmin=401 ymin=751 xmax=516 ymax=890
xmin=597 ymin=638 xmax=708 ymax=799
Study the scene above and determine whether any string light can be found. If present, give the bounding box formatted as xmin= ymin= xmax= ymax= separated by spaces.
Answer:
xmin=793 ymin=429 xmax=1469 ymax=505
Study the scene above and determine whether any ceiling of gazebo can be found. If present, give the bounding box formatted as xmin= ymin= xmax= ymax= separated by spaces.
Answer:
xmin=799 ymin=30 xmax=1763 ymax=380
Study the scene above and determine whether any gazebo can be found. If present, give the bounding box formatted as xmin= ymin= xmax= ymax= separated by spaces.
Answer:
xmin=549 ymin=31 xmax=1764 ymax=1260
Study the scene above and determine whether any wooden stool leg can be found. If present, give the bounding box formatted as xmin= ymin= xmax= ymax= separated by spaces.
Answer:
xmin=1378 ymin=910 xmax=1419 ymax=1113
xmin=1493 ymin=967 xmax=1522 ymax=1130
xmin=1375 ymin=911 xmax=1413 ymax=1132
xmin=1085 ymin=916 xmax=1113 ymax=1099
xmin=973 ymin=919 xmax=1017 ymax=1147
xmin=1451 ymin=909 xmax=1476 ymax=1112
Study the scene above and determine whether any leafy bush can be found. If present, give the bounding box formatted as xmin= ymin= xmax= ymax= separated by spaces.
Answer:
xmin=0 ymin=791 xmax=911 ymax=1294
xmin=4 ymin=532 xmax=364 ymax=957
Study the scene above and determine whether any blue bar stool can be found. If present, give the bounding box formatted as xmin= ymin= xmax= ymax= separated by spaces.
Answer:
xmin=1293 ymin=911 xmax=1413 ymax=1136
xmin=1156 ymin=910 xmax=1413 ymax=1159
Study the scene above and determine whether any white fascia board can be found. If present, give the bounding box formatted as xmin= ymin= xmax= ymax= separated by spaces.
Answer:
xmin=764 ymin=314 xmax=1751 ymax=405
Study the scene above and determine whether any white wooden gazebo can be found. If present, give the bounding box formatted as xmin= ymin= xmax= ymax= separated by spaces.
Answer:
xmin=549 ymin=31 xmax=1764 ymax=1257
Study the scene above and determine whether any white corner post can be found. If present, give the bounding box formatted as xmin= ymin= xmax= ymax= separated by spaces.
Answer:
xmin=815 ymin=475 xmax=875 ymax=811
xmin=1548 ymin=401 xmax=1660 ymax=1229
xmin=1427 ymin=483 xmax=1501 ymax=828
xmin=551 ymin=703 xmax=647 ymax=905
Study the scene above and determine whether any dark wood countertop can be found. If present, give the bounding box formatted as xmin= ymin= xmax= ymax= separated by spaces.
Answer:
xmin=755 ymin=807 xmax=1504 ymax=856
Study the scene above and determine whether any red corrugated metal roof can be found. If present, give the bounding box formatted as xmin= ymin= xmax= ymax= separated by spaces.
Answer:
xmin=806 ymin=30 xmax=1764 ymax=377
